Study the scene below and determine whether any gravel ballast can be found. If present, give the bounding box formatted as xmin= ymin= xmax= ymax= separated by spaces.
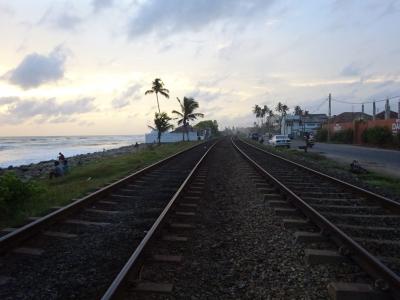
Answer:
xmin=137 ymin=139 xmax=364 ymax=299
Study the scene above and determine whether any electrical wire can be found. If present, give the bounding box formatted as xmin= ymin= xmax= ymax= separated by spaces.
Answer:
xmin=307 ymin=98 xmax=329 ymax=114
xmin=331 ymin=95 xmax=400 ymax=105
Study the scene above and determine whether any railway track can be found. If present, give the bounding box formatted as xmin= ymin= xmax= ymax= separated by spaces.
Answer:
xmin=232 ymin=137 xmax=400 ymax=299
xmin=0 ymin=140 xmax=216 ymax=299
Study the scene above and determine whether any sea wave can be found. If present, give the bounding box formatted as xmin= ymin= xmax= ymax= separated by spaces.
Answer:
xmin=0 ymin=135 xmax=144 ymax=168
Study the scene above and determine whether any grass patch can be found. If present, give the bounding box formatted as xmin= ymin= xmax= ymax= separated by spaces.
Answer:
xmin=358 ymin=173 xmax=400 ymax=195
xmin=242 ymin=138 xmax=400 ymax=198
xmin=0 ymin=141 xmax=199 ymax=229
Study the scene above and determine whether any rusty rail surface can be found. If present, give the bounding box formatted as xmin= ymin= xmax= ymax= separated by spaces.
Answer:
xmin=232 ymin=137 xmax=400 ymax=298
xmin=0 ymin=141 xmax=209 ymax=254
xmin=101 ymin=140 xmax=218 ymax=300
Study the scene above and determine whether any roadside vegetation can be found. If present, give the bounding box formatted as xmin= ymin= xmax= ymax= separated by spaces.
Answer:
xmin=316 ymin=126 xmax=400 ymax=148
xmin=243 ymin=137 xmax=400 ymax=199
xmin=0 ymin=141 xmax=199 ymax=229
xmin=194 ymin=120 xmax=220 ymax=137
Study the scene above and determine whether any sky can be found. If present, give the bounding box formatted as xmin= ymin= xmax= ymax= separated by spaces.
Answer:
xmin=0 ymin=0 xmax=399 ymax=136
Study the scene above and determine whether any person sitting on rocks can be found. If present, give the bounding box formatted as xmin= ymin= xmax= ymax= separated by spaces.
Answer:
xmin=49 ymin=161 xmax=64 ymax=179
xmin=58 ymin=152 xmax=65 ymax=163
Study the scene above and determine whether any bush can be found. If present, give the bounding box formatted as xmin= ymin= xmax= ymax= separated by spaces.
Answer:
xmin=362 ymin=126 xmax=393 ymax=146
xmin=316 ymin=128 xmax=328 ymax=142
xmin=395 ymin=132 xmax=400 ymax=148
xmin=332 ymin=128 xmax=353 ymax=144
xmin=0 ymin=173 xmax=44 ymax=215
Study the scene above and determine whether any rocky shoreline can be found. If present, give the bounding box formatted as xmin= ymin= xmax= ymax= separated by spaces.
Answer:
xmin=0 ymin=143 xmax=148 ymax=180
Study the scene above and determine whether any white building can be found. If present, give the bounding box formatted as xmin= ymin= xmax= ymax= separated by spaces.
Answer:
xmin=281 ymin=113 xmax=327 ymax=136
xmin=145 ymin=126 xmax=206 ymax=143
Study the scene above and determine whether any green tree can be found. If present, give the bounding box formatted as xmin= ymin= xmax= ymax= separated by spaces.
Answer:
xmin=275 ymin=102 xmax=289 ymax=134
xmin=145 ymin=78 xmax=170 ymax=113
xmin=261 ymin=105 xmax=271 ymax=128
xmin=267 ymin=109 xmax=275 ymax=134
xmin=194 ymin=120 xmax=219 ymax=137
xmin=294 ymin=105 xmax=303 ymax=115
xmin=148 ymin=112 xmax=174 ymax=144
xmin=362 ymin=126 xmax=393 ymax=145
xmin=172 ymin=97 xmax=204 ymax=141
xmin=253 ymin=104 xmax=262 ymax=126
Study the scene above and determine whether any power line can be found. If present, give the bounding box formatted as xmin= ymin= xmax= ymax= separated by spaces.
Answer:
xmin=308 ymin=98 xmax=328 ymax=113
xmin=331 ymin=95 xmax=400 ymax=105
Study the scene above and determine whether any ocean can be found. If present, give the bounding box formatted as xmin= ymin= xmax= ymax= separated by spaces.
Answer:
xmin=0 ymin=135 xmax=144 ymax=168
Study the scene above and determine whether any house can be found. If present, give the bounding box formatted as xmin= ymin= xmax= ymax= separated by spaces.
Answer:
xmin=281 ymin=113 xmax=328 ymax=136
xmin=145 ymin=125 xmax=206 ymax=143
xmin=375 ymin=110 xmax=399 ymax=120
xmin=330 ymin=112 xmax=372 ymax=123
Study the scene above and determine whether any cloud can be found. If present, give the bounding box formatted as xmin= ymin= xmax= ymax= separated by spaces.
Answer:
xmin=0 ymin=97 xmax=96 ymax=124
xmin=112 ymin=83 xmax=142 ymax=108
xmin=92 ymin=0 xmax=114 ymax=12
xmin=197 ymin=75 xmax=230 ymax=88
xmin=49 ymin=115 xmax=76 ymax=123
xmin=340 ymin=63 xmax=362 ymax=77
xmin=127 ymin=0 xmax=275 ymax=38
xmin=377 ymin=0 xmax=400 ymax=19
xmin=0 ymin=4 xmax=15 ymax=16
xmin=0 ymin=97 xmax=18 ymax=106
xmin=158 ymin=42 xmax=174 ymax=53
xmin=2 ymin=46 xmax=68 ymax=89
xmin=79 ymin=120 xmax=95 ymax=126
xmin=38 ymin=5 xmax=83 ymax=31
xmin=189 ymin=89 xmax=224 ymax=102
xmin=55 ymin=12 xmax=82 ymax=30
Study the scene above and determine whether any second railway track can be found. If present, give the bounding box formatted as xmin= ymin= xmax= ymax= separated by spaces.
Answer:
xmin=0 ymin=140 xmax=216 ymax=299
xmin=233 ymin=137 xmax=400 ymax=299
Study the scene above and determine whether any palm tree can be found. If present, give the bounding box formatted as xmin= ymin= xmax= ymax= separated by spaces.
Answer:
xmin=275 ymin=102 xmax=289 ymax=134
xmin=267 ymin=109 xmax=274 ymax=135
xmin=253 ymin=105 xmax=262 ymax=126
xmin=172 ymin=97 xmax=204 ymax=141
xmin=275 ymin=102 xmax=283 ymax=115
xmin=145 ymin=78 xmax=170 ymax=113
xmin=148 ymin=112 xmax=174 ymax=145
xmin=261 ymin=105 xmax=270 ymax=127
xmin=260 ymin=107 xmax=265 ymax=126
xmin=294 ymin=105 xmax=303 ymax=116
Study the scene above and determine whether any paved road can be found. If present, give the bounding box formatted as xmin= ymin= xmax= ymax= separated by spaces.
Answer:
xmin=290 ymin=140 xmax=400 ymax=178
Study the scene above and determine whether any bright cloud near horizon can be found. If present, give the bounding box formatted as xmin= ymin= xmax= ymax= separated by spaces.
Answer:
xmin=0 ymin=0 xmax=399 ymax=136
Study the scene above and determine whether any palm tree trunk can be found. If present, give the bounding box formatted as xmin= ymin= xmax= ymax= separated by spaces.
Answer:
xmin=156 ymin=92 xmax=161 ymax=114
xmin=158 ymin=130 xmax=161 ymax=145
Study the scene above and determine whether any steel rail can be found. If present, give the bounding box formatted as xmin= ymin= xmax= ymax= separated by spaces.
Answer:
xmin=101 ymin=140 xmax=218 ymax=300
xmin=238 ymin=137 xmax=400 ymax=212
xmin=0 ymin=141 xmax=209 ymax=254
xmin=232 ymin=137 xmax=400 ymax=298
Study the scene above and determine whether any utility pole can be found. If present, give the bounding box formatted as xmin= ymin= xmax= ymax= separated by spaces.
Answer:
xmin=373 ymin=102 xmax=376 ymax=121
xmin=327 ymin=93 xmax=331 ymax=142
xmin=385 ymin=98 xmax=390 ymax=120
xmin=361 ymin=103 xmax=364 ymax=120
